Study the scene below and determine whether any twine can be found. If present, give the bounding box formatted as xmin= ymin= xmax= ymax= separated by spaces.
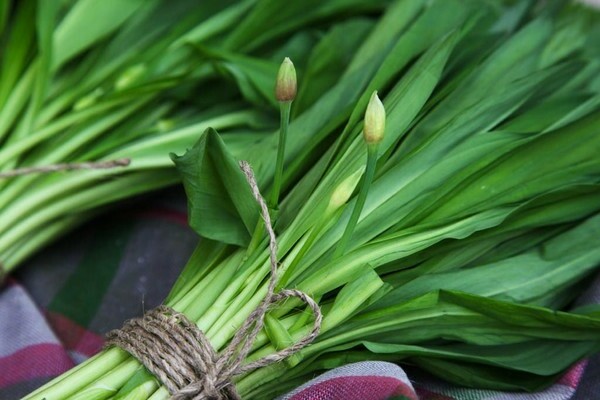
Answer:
xmin=0 ymin=158 xmax=131 ymax=284
xmin=0 ymin=158 xmax=131 ymax=179
xmin=106 ymin=160 xmax=322 ymax=400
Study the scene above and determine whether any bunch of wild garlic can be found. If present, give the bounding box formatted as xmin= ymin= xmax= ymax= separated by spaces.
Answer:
xmin=24 ymin=0 xmax=600 ymax=399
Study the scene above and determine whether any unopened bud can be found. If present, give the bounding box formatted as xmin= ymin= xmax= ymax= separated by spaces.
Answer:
xmin=275 ymin=57 xmax=297 ymax=102
xmin=156 ymin=119 xmax=175 ymax=132
xmin=73 ymin=88 xmax=104 ymax=111
xmin=327 ymin=167 xmax=365 ymax=213
xmin=116 ymin=64 xmax=147 ymax=90
xmin=363 ymin=91 xmax=385 ymax=144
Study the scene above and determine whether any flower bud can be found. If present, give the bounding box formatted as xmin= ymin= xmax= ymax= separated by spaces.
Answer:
xmin=363 ymin=91 xmax=385 ymax=145
xmin=275 ymin=57 xmax=297 ymax=102
xmin=327 ymin=167 xmax=365 ymax=213
xmin=73 ymin=88 xmax=104 ymax=111
xmin=115 ymin=64 xmax=147 ymax=90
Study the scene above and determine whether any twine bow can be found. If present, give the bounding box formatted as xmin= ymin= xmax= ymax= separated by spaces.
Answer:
xmin=107 ymin=161 xmax=322 ymax=400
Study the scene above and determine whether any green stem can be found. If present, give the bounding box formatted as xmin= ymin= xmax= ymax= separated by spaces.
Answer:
xmin=173 ymin=251 xmax=243 ymax=321
xmin=246 ymin=219 xmax=266 ymax=256
xmin=269 ymin=101 xmax=291 ymax=210
xmin=0 ymin=66 xmax=34 ymax=143
xmin=22 ymin=348 xmax=130 ymax=400
xmin=206 ymin=263 xmax=270 ymax=344
xmin=278 ymin=223 xmax=324 ymax=289
xmin=0 ymin=97 xmax=133 ymax=168
xmin=193 ymin=250 xmax=266 ymax=332
xmin=333 ymin=143 xmax=378 ymax=258
xmin=68 ymin=359 xmax=143 ymax=400
xmin=1 ymin=214 xmax=82 ymax=268
xmin=0 ymin=111 xmax=253 ymax=243
xmin=0 ymin=171 xmax=177 ymax=272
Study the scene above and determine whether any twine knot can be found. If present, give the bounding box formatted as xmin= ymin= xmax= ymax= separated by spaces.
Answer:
xmin=106 ymin=161 xmax=321 ymax=400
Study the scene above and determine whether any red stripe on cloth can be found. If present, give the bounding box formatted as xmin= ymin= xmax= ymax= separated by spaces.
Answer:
xmin=290 ymin=376 xmax=418 ymax=400
xmin=415 ymin=387 xmax=455 ymax=400
xmin=557 ymin=359 xmax=588 ymax=388
xmin=45 ymin=311 xmax=104 ymax=357
xmin=0 ymin=344 xmax=74 ymax=387
xmin=137 ymin=209 xmax=188 ymax=226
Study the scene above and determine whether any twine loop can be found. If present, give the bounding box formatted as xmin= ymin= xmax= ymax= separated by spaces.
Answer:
xmin=107 ymin=161 xmax=322 ymax=399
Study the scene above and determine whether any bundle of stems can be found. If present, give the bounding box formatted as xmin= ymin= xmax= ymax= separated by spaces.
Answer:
xmin=23 ymin=0 xmax=600 ymax=399
xmin=0 ymin=0 xmax=388 ymax=272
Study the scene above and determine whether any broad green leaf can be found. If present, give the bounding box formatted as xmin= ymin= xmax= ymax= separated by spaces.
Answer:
xmin=171 ymin=128 xmax=260 ymax=246
xmin=383 ymin=184 xmax=600 ymax=279
xmin=257 ymin=291 xmax=600 ymax=393
xmin=278 ymin=29 xmax=461 ymax=262
xmin=363 ymin=340 xmax=595 ymax=378
xmin=0 ymin=0 xmax=8 ymax=35
xmin=394 ymin=17 xmax=553 ymax=160
xmin=332 ymin=0 xmax=474 ymax=164
xmin=53 ymin=0 xmax=146 ymax=69
xmin=18 ymin=0 xmax=61 ymax=138
xmin=322 ymin=268 xmax=384 ymax=330
xmin=426 ymin=111 xmax=600 ymax=222
xmin=500 ymin=94 xmax=591 ymax=132
xmin=191 ymin=46 xmax=279 ymax=109
xmin=386 ymin=213 xmax=600 ymax=306
xmin=175 ymin=0 xmax=255 ymax=47
xmin=0 ymin=0 xmax=35 ymax=110
xmin=223 ymin=0 xmax=389 ymax=52
xmin=297 ymin=208 xmax=515 ymax=297
xmin=412 ymin=357 xmax=562 ymax=391
xmin=294 ymin=19 xmax=374 ymax=115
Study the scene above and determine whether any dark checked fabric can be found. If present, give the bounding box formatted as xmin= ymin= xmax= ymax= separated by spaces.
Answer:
xmin=1 ymin=188 xmax=598 ymax=400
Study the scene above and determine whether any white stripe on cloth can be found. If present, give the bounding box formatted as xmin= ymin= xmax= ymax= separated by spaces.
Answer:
xmin=278 ymin=361 xmax=415 ymax=400
xmin=0 ymin=283 xmax=62 ymax=357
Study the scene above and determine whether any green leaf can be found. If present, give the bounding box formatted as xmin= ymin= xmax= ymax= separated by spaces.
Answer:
xmin=426 ymin=111 xmax=600 ymax=223
xmin=278 ymin=27 xmax=461 ymax=262
xmin=223 ymin=0 xmax=388 ymax=52
xmin=294 ymin=19 xmax=374 ymax=115
xmin=0 ymin=0 xmax=35 ymax=109
xmin=382 ymin=184 xmax=600 ymax=280
xmin=362 ymin=340 xmax=594 ymax=378
xmin=322 ymin=268 xmax=384 ymax=330
xmin=0 ymin=0 xmax=9 ymax=35
xmin=282 ymin=290 xmax=600 ymax=392
xmin=191 ymin=46 xmax=279 ymax=108
xmin=53 ymin=0 xmax=146 ymax=69
xmin=298 ymin=207 xmax=514 ymax=297
xmin=171 ymin=128 xmax=260 ymax=246
xmin=25 ymin=0 xmax=60 ymax=129
xmin=333 ymin=0 xmax=474 ymax=163
xmin=386 ymin=213 xmax=600 ymax=306
xmin=500 ymin=94 xmax=592 ymax=132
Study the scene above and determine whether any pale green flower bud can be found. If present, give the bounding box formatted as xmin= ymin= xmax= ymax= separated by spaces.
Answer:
xmin=116 ymin=64 xmax=147 ymax=90
xmin=326 ymin=167 xmax=365 ymax=214
xmin=275 ymin=57 xmax=297 ymax=102
xmin=73 ymin=88 xmax=104 ymax=111
xmin=363 ymin=91 xmax=385 ymax=144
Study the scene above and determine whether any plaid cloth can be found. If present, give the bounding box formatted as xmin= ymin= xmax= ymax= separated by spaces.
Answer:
xmin=1 ymin=188 xmax=599 ymax=400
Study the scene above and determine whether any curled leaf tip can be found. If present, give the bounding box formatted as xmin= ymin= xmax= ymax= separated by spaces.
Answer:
xmin=276 ymin=57 xmax=297 ymax=102
xmin=364 ymin=91 xmax=385 ymax=145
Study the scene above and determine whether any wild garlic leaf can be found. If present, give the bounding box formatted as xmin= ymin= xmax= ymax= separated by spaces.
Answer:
xmin=172 ymin=128 xmax=260 ymax=246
